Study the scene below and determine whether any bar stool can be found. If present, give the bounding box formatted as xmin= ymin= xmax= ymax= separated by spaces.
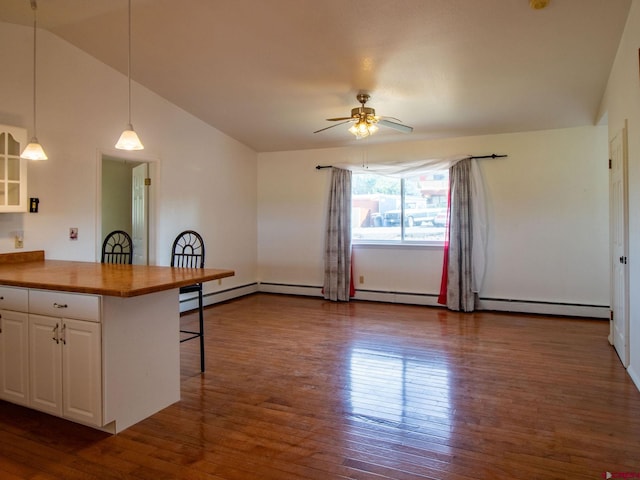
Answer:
xmin=101 ymin=230 xmax=133 ymax=264
xmin=171 ymin=230 xmax=206 ymax=372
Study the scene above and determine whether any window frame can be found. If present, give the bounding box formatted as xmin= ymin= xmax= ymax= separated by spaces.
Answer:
xmin=351 ymin=172 xmax=448 ymax=247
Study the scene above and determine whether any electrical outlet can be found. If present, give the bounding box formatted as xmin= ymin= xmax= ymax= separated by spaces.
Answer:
xmin=70 ymin=228 xmax=78 ymax=240
xmin=218 ymin=279 xmax=222 ymax=286
xmin=359 ymin=275 xmax=364 ymax=284
xmin=14 ymin=231 xmax=24 ymax=249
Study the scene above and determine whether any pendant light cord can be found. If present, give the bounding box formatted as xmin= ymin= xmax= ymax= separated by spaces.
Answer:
xmin=127 ymin=0 xmax=132 ymax=126
xmin=31 ymin=0 xmax=38 ymax=138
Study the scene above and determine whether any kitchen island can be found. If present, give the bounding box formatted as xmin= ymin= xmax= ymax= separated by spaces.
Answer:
xmin=0 ymin=251 xmax=234 ymax=433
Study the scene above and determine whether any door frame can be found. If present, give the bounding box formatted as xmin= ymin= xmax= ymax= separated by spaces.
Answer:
xmin=96 ymin=149 xmax=159 ymax=265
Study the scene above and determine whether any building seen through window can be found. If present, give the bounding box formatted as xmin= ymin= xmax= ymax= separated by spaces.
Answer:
xmin=352 ymin=171 xmax=449 ymax=243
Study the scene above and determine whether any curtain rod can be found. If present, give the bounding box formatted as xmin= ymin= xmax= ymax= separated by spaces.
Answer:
xmin=315 ymin=154 xmax=507 ymax=170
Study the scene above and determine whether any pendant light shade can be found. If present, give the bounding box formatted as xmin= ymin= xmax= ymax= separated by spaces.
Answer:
xmin=20 ymin=0 xmax=48 ymax=161
xmin=21 ymin=138 xmax=48 ymax=160
xmin=116 ymin=123 xmax=144 ymax=150
xmin=116 ymin=0 xmax=144 ymax=151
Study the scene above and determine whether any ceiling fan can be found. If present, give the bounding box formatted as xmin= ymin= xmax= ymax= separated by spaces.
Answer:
xmin=314 ymin=93 xmax=413 ymax=139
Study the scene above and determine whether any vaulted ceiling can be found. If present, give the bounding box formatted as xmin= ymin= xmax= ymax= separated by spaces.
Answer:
xmin=0 ymin=0 xmax=632 ymax=152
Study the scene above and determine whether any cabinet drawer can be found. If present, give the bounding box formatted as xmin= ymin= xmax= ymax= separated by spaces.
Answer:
xmin=0 ymin=286 xmax=28 ymax=312
xmin=29 ymin=290 xmax=101 ymax=322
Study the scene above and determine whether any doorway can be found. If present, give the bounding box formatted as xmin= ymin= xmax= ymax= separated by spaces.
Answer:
xmin=100 ymin=154 xmax=151 ymax=265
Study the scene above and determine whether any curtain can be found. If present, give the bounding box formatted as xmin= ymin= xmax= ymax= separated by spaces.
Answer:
xmin=438 ymin=158 xmax=487 ymax=312
xmin=323 ymin=167 xmax=352 ymax=301
xmin=437 ymin=186 xmax=452 ymax=305
xmin=331 ymin=155 xmax=488 ymax=307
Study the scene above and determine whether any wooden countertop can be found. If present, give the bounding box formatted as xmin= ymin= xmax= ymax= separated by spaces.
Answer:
xmin=0 ymin=251 xmax=235 ymax=297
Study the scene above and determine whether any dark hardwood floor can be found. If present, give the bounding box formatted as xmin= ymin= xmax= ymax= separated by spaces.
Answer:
xmin=1 ymin=293 xmax=639 ymax=479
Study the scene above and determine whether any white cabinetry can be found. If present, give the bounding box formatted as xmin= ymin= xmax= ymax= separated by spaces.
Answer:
xmin=28 ymin=290 xmax=102 ymax=427
xmin=0 ymin=125 xmax=28 ymax=212
xmin=0 ymin=282 xmax=179 ymax=433
xmin=0 ymin=286 xmax=29 ymax=405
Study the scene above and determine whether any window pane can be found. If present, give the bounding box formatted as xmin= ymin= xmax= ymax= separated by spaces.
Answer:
xmin=402 ymin=173 xmax=448 ymax=242
xmin=7 ymin=133 xmax=20 ymax=156
xmin=352 ymin=170 xmax=449 ymax=243
xmin=7 ymin=182 xmax=19 ymax=206
xmin=352 ymin=174 xmax=402 ymax=241
xmin=7 ymin=158 xmax=19 ymax=181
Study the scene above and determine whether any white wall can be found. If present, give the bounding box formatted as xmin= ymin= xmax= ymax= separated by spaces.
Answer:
xmin=600 ymin=0 xmax=640 ymax=388
xmin=0 ymin=21 xmax=258 ymax=297
xmin=258 ymin=125 xmax=610 ymax=314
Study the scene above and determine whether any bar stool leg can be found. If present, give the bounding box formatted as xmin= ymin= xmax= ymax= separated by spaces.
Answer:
xmin=198 ymin=289 xmax=205 ymax=373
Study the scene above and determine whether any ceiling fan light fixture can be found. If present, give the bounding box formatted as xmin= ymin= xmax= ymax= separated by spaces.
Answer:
xmin=349 ymin=119 xmax=376 ymax=139
xmin=20 ymin=0 xmax=48 ymax=161
xmin=315 ymin=93 xmax=412 ymax=138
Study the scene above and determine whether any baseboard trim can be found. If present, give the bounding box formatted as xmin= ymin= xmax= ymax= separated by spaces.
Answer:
xmin=477 ymin=298 xmax=609 ymax=319
xmin=258 ymin=282 xmax=324 ymax=297
xmin=180 ymin=281 xmax=609 ymax=319
xmin=179 ymin=282 xmax=259 ymax=312
xmin=255 ymin=283 xmax=609 ymax=318
xmin=627 ymin=364 xmax=640 ymax=392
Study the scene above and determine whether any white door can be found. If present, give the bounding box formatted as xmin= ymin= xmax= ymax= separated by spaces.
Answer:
xmin=0 ymin=310 xmax=29 ymax=406
xmin=610 ymin=122 xmax=629 ymax=367
xmin=29 ymin=314 xmax=63 ymax=416
xmin=131 ymin=163 xmax=149 ymax=265
xmin=62 ymin=318 xmax=102 ymax=426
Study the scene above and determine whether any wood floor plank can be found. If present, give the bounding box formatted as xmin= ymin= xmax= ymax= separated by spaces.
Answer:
xmin=1 ymin=293 xmax=639 ymax=479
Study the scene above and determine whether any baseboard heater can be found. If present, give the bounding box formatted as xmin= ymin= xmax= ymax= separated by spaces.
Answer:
xmin=257 ymin=282 xmax=609 ymax=319
xmin=179 ymin=282 xmax=259 ymax=312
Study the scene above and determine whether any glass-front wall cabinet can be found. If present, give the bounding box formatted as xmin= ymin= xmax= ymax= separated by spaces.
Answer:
xmin=0 ymin=125 xmax=28 ymax=212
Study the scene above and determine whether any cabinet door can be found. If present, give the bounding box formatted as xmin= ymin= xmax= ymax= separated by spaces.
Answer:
xmin=0 ymin=125 xmax=28 ymax=213
xmin=29 ymin=314 xmax=62 ymax=416
xmin=0 ymin=310 xmax=29 ymax=406
xmin=62 ymin=318 xmax=102 ymax=426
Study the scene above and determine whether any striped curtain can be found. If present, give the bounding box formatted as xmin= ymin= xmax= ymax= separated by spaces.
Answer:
xmin=323 ymin=167 xmax=352 ymax=301
xmin=439 ymin=158 xmax=480 ymax=312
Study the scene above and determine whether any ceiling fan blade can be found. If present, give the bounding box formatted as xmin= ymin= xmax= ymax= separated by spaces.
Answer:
xmin=326 ymin=116 xmax=354 ymax=121
xmin=313 ymin=120 xmax=353 ymax=134
xmin=378 ymin=119 xmax=414 ymax=134
xmin=378 ymin=116 xmax=403 ymax=123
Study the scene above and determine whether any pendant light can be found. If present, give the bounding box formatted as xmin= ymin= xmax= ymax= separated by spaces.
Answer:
xmin=115 ymin=0 xmax=144 ymax=150
xmin=21 ymin=0 xmax=48 ymax=161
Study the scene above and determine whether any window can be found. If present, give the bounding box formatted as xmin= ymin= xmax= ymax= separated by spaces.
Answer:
xmin=352 ymin=171 xmax=449 ymax=243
